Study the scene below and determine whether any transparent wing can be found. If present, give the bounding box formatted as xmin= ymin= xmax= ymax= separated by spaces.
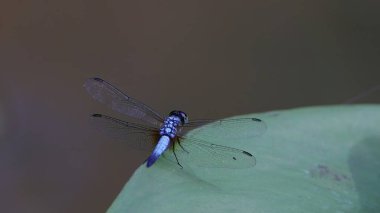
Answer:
xmin=164 ymin=136 xmax=256 ymax=168
xmin=182 ymin=117 xmax=266 ymax=140
xmin=89 ymin=114 xmax=159 ymax=151
xmin=84 ymin=77 xmax=164 ymax=128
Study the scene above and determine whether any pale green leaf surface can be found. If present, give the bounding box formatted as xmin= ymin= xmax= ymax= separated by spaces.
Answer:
xmin=107 ymin=105 xmax=380 ymax=213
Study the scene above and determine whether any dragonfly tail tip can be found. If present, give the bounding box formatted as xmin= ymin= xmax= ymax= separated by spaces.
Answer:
xmin=146 ymin=154 xmax=159 ymax=167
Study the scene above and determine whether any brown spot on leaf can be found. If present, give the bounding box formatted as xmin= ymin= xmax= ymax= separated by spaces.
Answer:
xmin=309 ymin=164 xmax=350 ymax=182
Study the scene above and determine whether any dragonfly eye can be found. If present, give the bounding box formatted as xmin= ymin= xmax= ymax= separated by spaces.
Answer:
xmin=180 ymin=111 xmax=189 ymax=124
xmin=169 ymin=110 xmax=189 ymax=125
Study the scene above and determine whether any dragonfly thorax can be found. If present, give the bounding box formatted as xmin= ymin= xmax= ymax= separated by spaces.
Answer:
xmin=159 ymin=116 xmax=183 ymax=138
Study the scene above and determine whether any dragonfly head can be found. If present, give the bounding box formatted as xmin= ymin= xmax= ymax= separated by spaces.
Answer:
xmin=169 ymin=110 xmax=189 ymax=125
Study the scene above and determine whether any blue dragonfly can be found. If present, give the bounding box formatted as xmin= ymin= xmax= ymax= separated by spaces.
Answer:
xmin=84 ymin=77 xmax=266 ymax=168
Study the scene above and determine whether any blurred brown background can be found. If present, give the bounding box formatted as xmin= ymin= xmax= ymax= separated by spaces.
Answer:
xmin=0 ymin=0 xmax=379 ymax=212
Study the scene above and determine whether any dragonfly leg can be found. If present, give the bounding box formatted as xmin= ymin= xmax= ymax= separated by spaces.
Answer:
xmin=172 ymin=142 xmax=183 ymax=169
xmin=177 ymin=138 xmax=189 ymax=153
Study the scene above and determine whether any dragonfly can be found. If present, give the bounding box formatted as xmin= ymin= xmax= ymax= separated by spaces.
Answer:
xmin=84 ymin=77 xmax=266 ymax=168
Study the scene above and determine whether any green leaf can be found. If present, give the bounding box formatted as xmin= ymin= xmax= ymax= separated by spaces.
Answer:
xmin=107 ymin=105 xmax=380 ymax=213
